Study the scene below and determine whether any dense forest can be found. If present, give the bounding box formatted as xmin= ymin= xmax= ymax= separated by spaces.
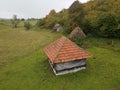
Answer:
xmin=36 ymin=0 xmax=120 ymax=38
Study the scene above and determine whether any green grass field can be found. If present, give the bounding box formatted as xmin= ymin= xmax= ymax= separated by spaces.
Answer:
xmin=0 ymin=21 xmax=120 ymax=90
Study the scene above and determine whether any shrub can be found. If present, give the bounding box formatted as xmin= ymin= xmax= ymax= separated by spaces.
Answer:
xmin=62 ymin=28 xmax=72 ymax=36
xmin=36 ymin=19 xmax=45 ymax=27
xmin=70 ymin=38 xmax=84 ymax=46
xmin=24 ymin=21 xmax=31 ymax=30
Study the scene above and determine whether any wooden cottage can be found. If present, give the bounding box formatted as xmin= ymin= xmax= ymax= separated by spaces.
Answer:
xmin=44 ymin=37 xmax=91 ymax=75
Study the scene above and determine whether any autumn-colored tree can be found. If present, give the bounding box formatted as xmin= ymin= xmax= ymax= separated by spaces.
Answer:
xmin=57 ymin=9 xmax=68 ymax=26
xmin=44 ymin=9 xmax=57 ymax=28
xmin=38 ymin=0 xmax=120 ymax=38
xmin=65 ymin=0 xmax=84 ymax=34
xmin=83 ymin=0 xmax=120 ymax=37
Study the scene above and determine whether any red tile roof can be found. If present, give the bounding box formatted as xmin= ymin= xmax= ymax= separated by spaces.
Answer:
xmin=44 ymin=36 xmax=91 ymax=64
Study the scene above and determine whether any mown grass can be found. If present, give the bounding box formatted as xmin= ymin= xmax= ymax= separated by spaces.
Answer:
xmin=0 ymin=22 xmax=120 ymax=90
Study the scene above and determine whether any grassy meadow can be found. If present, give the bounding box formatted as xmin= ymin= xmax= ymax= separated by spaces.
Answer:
xmin=0 ymin=21 xmax=120 ymax=90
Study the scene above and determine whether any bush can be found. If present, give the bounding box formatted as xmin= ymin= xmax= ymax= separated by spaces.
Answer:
xmin=36 ymin=19 xmax=45 ymax=27
xmin=24 ymin=21 xmax=31 ymax=30
xmin=96 ymin=13 xmax=118 ymax=38
xmin=62 ymin=28 xmax=72 ymax=36
xmin=70 ymin=38 xmax=84 ymax=46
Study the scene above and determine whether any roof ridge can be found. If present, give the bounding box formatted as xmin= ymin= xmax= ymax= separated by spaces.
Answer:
xmin=52 ymin=37 xmax=67 ymax=63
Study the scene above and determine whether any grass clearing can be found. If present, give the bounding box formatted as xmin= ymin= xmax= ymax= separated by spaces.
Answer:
xmin=0 ymin=24 xmax=61 ymax=66
xmin=0 ymin=22 xmax=120 ymax=90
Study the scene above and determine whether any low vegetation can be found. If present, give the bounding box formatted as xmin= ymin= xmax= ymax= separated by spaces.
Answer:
xmin=0 ymin=21 xmax=120 ymax=90
xmin=0 ymin=22 xmax=61 ymax=66
xmin=24 ymin=21 xmax=31 ymax=30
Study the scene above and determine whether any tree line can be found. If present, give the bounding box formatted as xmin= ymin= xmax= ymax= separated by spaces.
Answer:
xmin=36 ymin=0 xmax=120 ymax=38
